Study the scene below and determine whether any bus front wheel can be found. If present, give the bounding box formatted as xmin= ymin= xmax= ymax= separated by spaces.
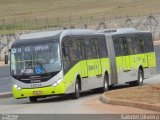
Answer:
xmin=72 ymin=79 xmax=80 ymax=99
xmin=29 ymin=97 xmax=38 ymax=102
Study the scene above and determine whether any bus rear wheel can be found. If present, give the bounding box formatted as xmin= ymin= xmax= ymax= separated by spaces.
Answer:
xmin=129 ymin=69 xmax=144 ymax=86
xmin=29 ymin=97 xmax=38 ymax=102
xmin=138 ymin=70 xmax=144 ymax=85
xmin=99 ymin=75 xmax=109 ymax=93
xmin=72 ymin=79 xmax=80 ymax=99
xmin=137 ymin=69 xmax=144 ymax=86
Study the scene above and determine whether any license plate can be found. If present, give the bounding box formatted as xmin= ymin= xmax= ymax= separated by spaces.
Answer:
xmin=33 ymin=91 xmax=42 ymax=95
xmin=31 ymin=83 xmax=42 ymax=88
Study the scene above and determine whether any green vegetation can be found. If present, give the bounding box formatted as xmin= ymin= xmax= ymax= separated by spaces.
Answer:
xmin=0 ymin=0 xmax=160 ymax=33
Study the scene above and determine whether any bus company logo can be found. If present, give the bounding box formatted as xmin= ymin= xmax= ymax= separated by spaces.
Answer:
xmin=2 ymin=114 xmax=18 ymax=120
xmin=88 ymin=65 xmax=98 ymax=71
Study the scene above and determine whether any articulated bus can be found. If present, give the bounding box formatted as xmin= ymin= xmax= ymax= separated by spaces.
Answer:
xmin=6 ymin=28 xmax=156 ymax=102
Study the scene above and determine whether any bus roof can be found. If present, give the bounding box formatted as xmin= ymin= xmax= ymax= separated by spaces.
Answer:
xmin=98 ymin=28 xmax=151 ymax=35
xmin=12 ymin=29 xmax=96 ymax=48
xmin=19 ymin=29 xmax=95 ymax=40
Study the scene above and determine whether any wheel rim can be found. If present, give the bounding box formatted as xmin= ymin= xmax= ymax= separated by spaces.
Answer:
xmin=139 ymin=73 xmax=143 ymax=83
xmin=104 ymin=79 xmax=108 ymax=91
xmin=75 ymin=82 xmax=79 ymax=96
xmin=76 ymin=83 xmax=79 ymax=92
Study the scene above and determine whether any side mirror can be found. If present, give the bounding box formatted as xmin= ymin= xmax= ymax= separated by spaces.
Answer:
xmin=63 ymin=46 xmax=69 ymax=56
xmin=5 ymin=55 xmax=8 ymax=64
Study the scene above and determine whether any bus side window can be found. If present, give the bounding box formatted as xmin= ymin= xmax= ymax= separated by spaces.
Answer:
xmin=133 ymin=36 xmax=145 ymax=54
xmin=85 ymin=40 xmax=93 ymax=59
xmin=76 ymin=39 xmax=83 ymax=60
xmin=127 ymin=37 xmax=134 ymax=55
xmin=139 ymin=36 xmax=145 ymax=53
xmin=90 ymin=38 xmax=98 ymax=59
xmin=122 ymin=38 xmax=129 ymax=55
xmin=93 ymin=38 xmax=99 ymax=58
xmin=98 ymin=38 xmax=108 ymax=58
xmin=69 ymin=39 xmax=81 ymax=61
xmin=113 ymin=37 xmax=123 ymax=56
xmin=79 ymin=39 xmax=85 ymax=59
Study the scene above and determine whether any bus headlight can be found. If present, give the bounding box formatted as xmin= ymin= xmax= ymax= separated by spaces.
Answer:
xmin=52 ymin=79 xmax=62 ymax=87
xmin=13 ymin=84 xmax=22 ymax=90
xmin=13 ymin=84 xmax=18 ymax=88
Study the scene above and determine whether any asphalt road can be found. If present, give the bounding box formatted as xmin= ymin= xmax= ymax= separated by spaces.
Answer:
xmin=0 ymin=66 xmax=11 ymax=93
xmin=0 ymin=91 xmax=158 ymax=114
xmin=0 ymin=67 xmax=159 ymax=119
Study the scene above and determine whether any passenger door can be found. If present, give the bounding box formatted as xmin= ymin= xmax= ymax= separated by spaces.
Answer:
xmin=77 ymin=39 xmax=88 ymax=77
xmin=92 ymin=38 xmax=102 ymax=76
xmin=121 ymin=37 xmax=131 ymax=71
xmin=85 ymin=39 xmax=96 ymax=77
xmin=145 ymin=34 xmax=156 ymax=68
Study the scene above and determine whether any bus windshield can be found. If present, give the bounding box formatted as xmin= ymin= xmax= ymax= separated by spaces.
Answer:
xmin=11 ymin=43 xmax=61 ymax=76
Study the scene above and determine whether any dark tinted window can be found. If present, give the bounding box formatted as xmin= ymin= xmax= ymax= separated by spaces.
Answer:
xmin=76 ymin=39 xmax=84 ymax=59
xmin=98 ymin=38 xmax=108 ymax=58
xmin=121 ymin=37 xmax=129 ymax=55
xmin=113 ymin=36 xmax=123 ymax=56
xmin=133 ymin=36 xmax=145 ymax=54
xmin=62 ymin=39 xmax=71 ymax=71
xmin=69 ymin=39 xmax=81 ymax=60
xmin=144 ymin=33 xmax=154 ymax=52
xmin=85 ymin=39 xmax=97 ymax=59
xmin=127 ymin=37 xmax=134 ymax=54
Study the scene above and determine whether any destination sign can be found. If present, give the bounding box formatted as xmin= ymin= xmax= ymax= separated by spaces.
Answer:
xmin=11 ymin=44 xmax=49 ymax=54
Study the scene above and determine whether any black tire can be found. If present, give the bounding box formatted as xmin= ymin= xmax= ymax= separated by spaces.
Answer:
xmin=29 ymin=97 xmax=38 ymax=102
xmin=99 ymin=75 xmax=109 ymax=93
xmin=137 ymin=69 xmax=144 ymax=85
xmin=72 ymin=79 xmax=80 ymax=99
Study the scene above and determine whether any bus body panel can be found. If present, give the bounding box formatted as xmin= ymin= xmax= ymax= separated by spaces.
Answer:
xmin=12 ymin=81 xmax=66 ymax=99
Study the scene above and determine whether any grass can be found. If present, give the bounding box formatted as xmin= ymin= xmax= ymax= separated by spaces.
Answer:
xmin=0 ymin=0 xmax=160 ymax=33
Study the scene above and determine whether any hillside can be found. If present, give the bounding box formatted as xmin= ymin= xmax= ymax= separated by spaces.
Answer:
xmin=0 ymin=0 xmax=160 ymax=20
xmin=0 ymin=0 xmax=160 ymax=33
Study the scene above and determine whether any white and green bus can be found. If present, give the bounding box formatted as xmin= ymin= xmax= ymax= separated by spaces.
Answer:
xmin=6 ymin=28 xmax=156 ymax=102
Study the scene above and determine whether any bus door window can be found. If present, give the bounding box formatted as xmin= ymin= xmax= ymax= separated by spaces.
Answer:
xmin=85 ymin=39 xmax=96 ymax=77
xmin=144 ymin=34 xmax=154 ymax=53
xmin=121 ymin=37 xmax=131 ymax=71
xmin=69 ymin=39 xmax=81 ymax=62
xmin=133 ymin=36 xmax=145 ymax=54
xmin=144 ymin=33 xmax=155 ymax=67
xmin=112 ymin=37 xmax=123 ymax=73
xmin=78 ymin=39 xmax=88 ymax=77
xmin=121 ymin=37 xmax=129 ymax=56
xmin=99 ymin=38 xmax=108 ymax=58
xmin=85 ymin=40 xmax=93 ymax=59
xmin=62 ymin=39 xmax=71 ymax=73
xmin=127 ymin=37 xmax=134 ymax=55
xmin=92 ymin=38 xmax=102 ymax=75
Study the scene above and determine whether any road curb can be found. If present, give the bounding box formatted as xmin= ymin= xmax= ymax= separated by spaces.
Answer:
xmin=0 ymin=92 xmax=12 ymax=99
xmin=100 ymin=93 xmax=160 ymax=112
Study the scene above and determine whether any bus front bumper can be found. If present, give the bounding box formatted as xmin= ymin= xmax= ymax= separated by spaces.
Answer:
xmin=12 ymin=83 xmax=66 ymax=99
